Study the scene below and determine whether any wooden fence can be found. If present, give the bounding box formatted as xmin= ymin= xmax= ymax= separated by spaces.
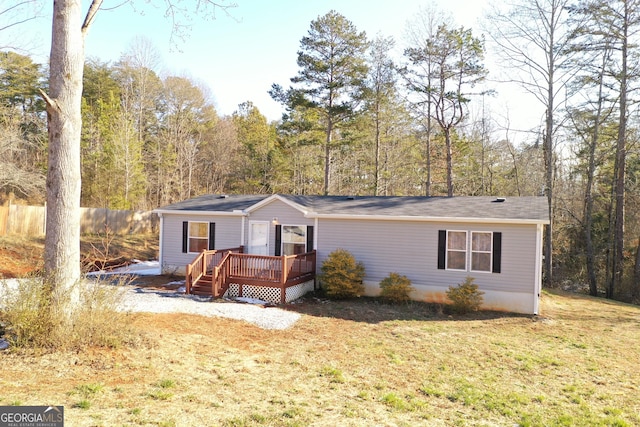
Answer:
xmin=0 ymin=203 xmax=158 ymax=236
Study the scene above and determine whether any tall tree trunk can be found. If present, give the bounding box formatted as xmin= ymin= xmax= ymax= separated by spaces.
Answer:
xmin=374 ymin=97 xmax=381 ymax=196
xmin=445 ymin=126 xmax=453 ymax=197
xmin=543 ymin=3 xmax=556 ymax=288
xmin=43 ymin=0 xmax=86 ymax=303
xmin=324 ymin=118 xmax=333 ymax=196
xmin=584 ymin=48 xmax=608 ymax=297
xmin=425 ymin=83 xmax=433 ymax=197
xmin=633 ymin=237 xmax=640 ymax=302
xmin=609 ymin=2 xmax=629 ymax=299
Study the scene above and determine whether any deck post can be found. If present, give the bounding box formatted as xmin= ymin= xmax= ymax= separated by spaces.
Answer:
xmin=185 ymin=263 xmax=192 ymax=294
xmin=212 ymin=265 xmax=218 ymax=297
xmin=281 ymin=255 xmax=287 ymax=304
xmin=312 ymin=250 xmax=317 ymax=290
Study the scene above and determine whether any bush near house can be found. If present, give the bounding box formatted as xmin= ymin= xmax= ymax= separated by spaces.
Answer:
xmin=379 ymin=272 xmax=414 ymax=303
xmin=319 ymin=248 xmax=365 ymax=299
xmin=446 ymin=276 xmax=484 ymax=314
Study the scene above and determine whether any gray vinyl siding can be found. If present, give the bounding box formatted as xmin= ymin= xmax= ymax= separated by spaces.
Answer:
xmin=161 ymin=214 xmax=243 ymax=269
xmin=248 ymin=199 xmax=314 ymax=255
xmin=316 ymin=219 xmax=539 ymax=294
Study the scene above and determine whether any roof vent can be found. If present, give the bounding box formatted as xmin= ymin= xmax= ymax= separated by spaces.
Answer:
xmin=219 ymin=194 xmax=229 ymax=199
xmin=492 ymin=197 xmax=506 ymax=203
xmin=346 ymin=196 xmax=355 ymax=200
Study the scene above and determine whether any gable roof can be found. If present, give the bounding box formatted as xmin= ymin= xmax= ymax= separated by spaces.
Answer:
xmin=155 ymin=194 xmax=549 ymax=224
xmin=155 ymin=194 xmax=266 ymax=214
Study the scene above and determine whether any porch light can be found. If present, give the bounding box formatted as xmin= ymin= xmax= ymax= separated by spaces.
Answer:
xmin=272 ymin=217 xmax=279 ymax=225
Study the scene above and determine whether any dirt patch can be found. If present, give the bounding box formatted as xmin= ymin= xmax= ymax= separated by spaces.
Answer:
xmin=0 ymin=236 xmax=44 ymax=278
xmin=0 ymin=234 xmax=158 ymax=278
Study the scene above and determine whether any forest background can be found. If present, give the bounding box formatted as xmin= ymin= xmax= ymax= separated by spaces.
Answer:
xmin=1 ymin=0 xmax=640 ymax=303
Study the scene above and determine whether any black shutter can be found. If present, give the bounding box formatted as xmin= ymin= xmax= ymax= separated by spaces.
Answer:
xmin=208 ymin=222 xmax=216 ymax=250
xmin=274 ymin=224 xmax=282 ymax=256
xmin=437 ymin=230 xmax=446 ymax=269
xmin=492 ymin=232 xmax=502 ymax=273
xmin=182 ymin=221 xmax=188 ymax=253
xmin=306 ymin=226 xmax=314 ymax=252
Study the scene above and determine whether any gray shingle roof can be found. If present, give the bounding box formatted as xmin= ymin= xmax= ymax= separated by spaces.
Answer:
xmin=157 ymin=194 xmax=549 ymax=223
xmin=157 ymin=194 xmax=266 ymax=212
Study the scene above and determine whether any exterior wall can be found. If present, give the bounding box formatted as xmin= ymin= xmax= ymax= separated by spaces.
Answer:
xmin=160 ymin=213 xmax=244 ymax=274
xmin=316 ymin=219 xmax=541 ymax=314
xmin=246 ymin=199 xmax=314 ymax=256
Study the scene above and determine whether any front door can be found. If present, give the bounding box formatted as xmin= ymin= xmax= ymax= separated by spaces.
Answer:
xmin=248 ymin=221 xmax=269 ymax=255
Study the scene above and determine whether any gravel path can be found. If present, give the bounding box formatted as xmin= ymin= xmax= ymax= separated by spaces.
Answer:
xmin=118 ymin=285 xmax=302 ymax=330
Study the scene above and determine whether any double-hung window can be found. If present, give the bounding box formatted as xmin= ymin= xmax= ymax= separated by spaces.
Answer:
xmin=439 ymin=229 xmax=501 ymax=273
xmin=446 ymin=231 xmax=468 ymax=270
xmin=471 ymin=232 xmax=492 ymax=272
xmin=187 ymin=222 xmax=209 ymax=253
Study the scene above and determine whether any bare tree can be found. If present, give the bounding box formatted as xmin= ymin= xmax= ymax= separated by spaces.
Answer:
xmin=0 ymin=104 xmax=45 ymax=197
xmin=485 ymin=0 xmax=578 ymax=287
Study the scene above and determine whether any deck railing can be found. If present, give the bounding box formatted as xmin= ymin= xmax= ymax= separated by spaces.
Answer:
xmin=186 ymin=248 xmax=316 ymax=302
xmin=185 ymin=246 xmax=244 ymax=294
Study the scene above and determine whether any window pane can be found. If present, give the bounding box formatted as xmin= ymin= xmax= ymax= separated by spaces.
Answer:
xmin=190 ymin=222 xmax=208 ymax=238
xmin=448 ymin=231 xmax=466 ymax=250
xmin=472 ymin=232 xmax=491 ymax=251
xmin=447 ymin=251 xmax=466 ymax=270
xmin=189 ymin=238 xmax=208 ymax=253
xmin=283 ymin=225 xmax=305 ymax=243
xmin=283 ymin=242 xmax=306 ymax=256
xmin=472 ymin=252 xmax=491 ymax=271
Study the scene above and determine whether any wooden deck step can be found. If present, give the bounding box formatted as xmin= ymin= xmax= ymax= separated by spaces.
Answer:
xmin=190 ymin=278 xmax=228 ymax=298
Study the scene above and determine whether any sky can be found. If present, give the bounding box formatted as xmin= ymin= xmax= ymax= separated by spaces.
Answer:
xmin=12 ymin=0 xmax=541 ymax=137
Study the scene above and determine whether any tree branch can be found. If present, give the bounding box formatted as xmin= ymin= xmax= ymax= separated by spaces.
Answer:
xmin=82 ymin=0 xmax=104 ymax=35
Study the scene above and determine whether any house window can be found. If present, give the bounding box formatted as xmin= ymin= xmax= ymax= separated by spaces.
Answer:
xmin=282 ymin=225 xmax=306 ymax=255
xmin=188 ymin=222 xmax=209 ymax=253
xmin=438 ymin=230 xmax=501 ymax=273
xmin=471 ymin=232 xmax=492 ymax=272
xmin=446 ymin=230 xmax=468 ymax=270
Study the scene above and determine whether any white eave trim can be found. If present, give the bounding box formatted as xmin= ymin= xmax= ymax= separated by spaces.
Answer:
xmin=307 ymin=213 xmax=549 ymax=225
xmin=153 ymin=209 xmax=247 ymax=216
xmin=245 ymin=194 xmax=310 ymax=215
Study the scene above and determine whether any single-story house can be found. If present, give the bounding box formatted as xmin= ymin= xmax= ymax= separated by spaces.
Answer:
xmin=154 ymin=194 xmax=549 ymax=314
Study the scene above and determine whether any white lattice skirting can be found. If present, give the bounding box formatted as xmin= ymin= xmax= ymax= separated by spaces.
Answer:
xmin=224 ymin=280 xmax=315 ymax=304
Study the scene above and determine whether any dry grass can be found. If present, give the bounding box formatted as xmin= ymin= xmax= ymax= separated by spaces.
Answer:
xmin=1 ymin=289 xmax=639 ymax=426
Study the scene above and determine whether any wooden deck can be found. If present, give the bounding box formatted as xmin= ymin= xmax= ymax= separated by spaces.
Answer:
xmin=185 ymin=246 xmax=316 ymax=303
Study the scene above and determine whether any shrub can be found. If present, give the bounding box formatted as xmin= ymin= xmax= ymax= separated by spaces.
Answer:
xmin=446 ymin=276 xmax=484 ymax=314
xmin=0 ymin=276 xmax=144 ymax=350
xmin=319 ymin=249 xmax=365 ymax=299
xmin=379 ymin=273 xmax=414 ymax=303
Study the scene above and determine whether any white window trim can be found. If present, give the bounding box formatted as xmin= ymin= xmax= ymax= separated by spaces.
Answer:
xmin=470 ymin=231 xmax=493 ymax=274
xmin=188 ymin=221 xmax=209 ymax=254
xmin=445 ymin=230 xmax=468 ymax=271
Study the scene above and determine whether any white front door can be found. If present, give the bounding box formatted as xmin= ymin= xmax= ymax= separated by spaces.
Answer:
xmin=248 ymin=221 xmax=269 ymax=255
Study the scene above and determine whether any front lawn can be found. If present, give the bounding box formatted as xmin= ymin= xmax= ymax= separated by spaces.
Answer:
xmin=0 ymin=289 xmax=638 ymax=426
